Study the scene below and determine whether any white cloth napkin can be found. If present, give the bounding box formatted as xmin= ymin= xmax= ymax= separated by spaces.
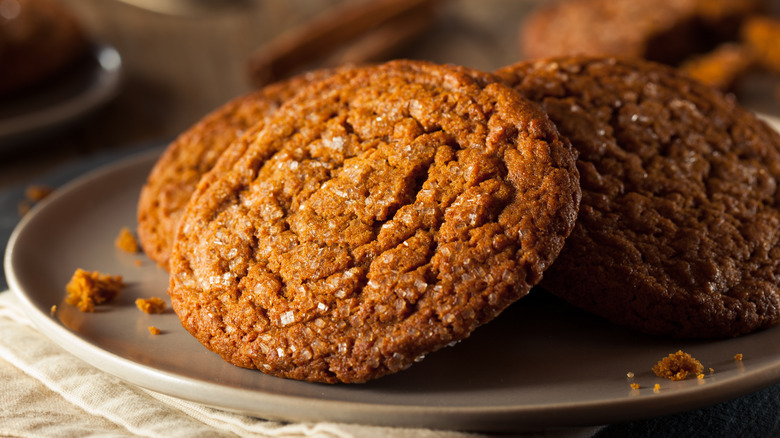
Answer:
xmin=0 ymin=290 xmax=601 ymax=438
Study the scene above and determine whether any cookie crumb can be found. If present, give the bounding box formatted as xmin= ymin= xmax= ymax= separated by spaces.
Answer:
xmin=697 ymin=373 xmax=705 ymax=379
xmin=653 ymin=383 xmax=661 ymax=393
xmin=50 ymin=305 xmax=57 ymax=316
xmin=135 ymin=297 xmax=167 ymax=314
xmin=17 ymin=201 xmax=31 ymax=217
xmin=18 ymin=185 xmax=55 ymax=217
xmin=115 ymin=227 xmax=140 ymax=253
xmin=742 ymin=15 xmax=780 ymax=73
xmin=709 ymin=367 xmax=715 ymax=374
xmin=626 ymin=371 xmax=635 ymax=379
xmin=734 ymin=353 xmax=743 ymax=361
xmin=652 ymin=350 xmax=704 ymax=381
xmin=630 ymin=383 xmax=640 ymax=389
xmin=678 ymin=43 xmax=754 ymax=91
xmin=133 ymin=259 xmax=143 ymax=267
xmin=25 ymin=184 xmax=53 ymax=202
xmin=148 ymin=326 xmax=161 ymax=335
xmin=65 ymin=268 xmax=124 ymax=312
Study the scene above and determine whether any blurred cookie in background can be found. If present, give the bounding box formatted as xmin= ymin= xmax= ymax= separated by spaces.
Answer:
xmin=518 ymin=0 xmax=780 ymax=111
xmin=520 ymin=0 xmax=764 ymax=66
xmin=0 ymin=0 xmax=88 ymax=96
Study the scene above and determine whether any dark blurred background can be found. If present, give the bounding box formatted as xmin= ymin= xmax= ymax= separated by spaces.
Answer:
xmin=2 ymin=0 xmax=780 ymax=187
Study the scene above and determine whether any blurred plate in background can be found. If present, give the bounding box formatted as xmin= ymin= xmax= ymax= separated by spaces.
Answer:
xmin=0 ymin=44 xmax=122 ymax=150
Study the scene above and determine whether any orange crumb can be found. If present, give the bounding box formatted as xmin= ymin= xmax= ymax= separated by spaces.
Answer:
xmin=697 ymin=373 xmax=705 ymax=380
xmin=65 ymin=268 xmax=124 ymax=312
xmin=133 ymin=259 xmax=143 ymax=267
xmin=653 ymin=383 xmax=661 ymax=393
xmin=652 ymin=350 xmax=704 ymax=381
xmin=735 ymin=353 xmax=743 ymax=361
xmin=630 ymin=383 xmax=640 ymax=390
xmin=742 ymin=16 xmax=780 ymax=72
xmin=19 ymin=185 xmax=54 ymax=217
xmin=148 ymin=326 xmax=161 ymax=335
xmin=25 ymin=184 xmax=53 ymax=202
xmin=678 ymin=43 xmax=754 ymax=91
xmin=115 ymin=227 xmax=140 ymax=253
xmin=135 ymin=297 xmax=167 ymax=314
xmin=17 ymin=201 xmax=31 ymax=217
xmin=50 ymin=305 xmax=57 ymax=316
xmin=709 ymin=367 xmax=715 ymax=374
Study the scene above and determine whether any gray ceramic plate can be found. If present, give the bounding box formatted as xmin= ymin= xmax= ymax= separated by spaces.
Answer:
xmin=5 ymin=116 xmax=780 ymax=432
xmin=0 ymin=44 xmax=122 ymax=149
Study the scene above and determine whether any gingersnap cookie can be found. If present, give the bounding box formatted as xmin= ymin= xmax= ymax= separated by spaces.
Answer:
xmin=496 ymin=56 xmax=780 ymax=338
xmin=520 ymin=0 xmax=763 ymax=66
xmin=168 ymin=60 xmax=580 ymax=383
xmin=137 ymin=69 xmax=334 ymax=269
xmin=0 ymin=0 xmax=88 ymax=95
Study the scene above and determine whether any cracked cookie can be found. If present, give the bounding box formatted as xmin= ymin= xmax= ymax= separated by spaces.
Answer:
xmin=168 ymin=60 xmax=580 ymax=383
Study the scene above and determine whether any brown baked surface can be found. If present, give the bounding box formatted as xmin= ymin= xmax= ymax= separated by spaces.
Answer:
xmin=0 ymin=0 xmax=88 ymax=95
xmin=497 ymin=56 xmax=780 ymax=338
xmin=137 ymin=70 xmax=333 ymax=269
xmin=168 ymin=60 xmax=580 ymax=383
xmin=520 ymin=0 xmax=763 ymax=65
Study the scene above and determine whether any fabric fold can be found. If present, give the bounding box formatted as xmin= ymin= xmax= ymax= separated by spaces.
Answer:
xmin=0 ymin=291 xmax=598 ymax=438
